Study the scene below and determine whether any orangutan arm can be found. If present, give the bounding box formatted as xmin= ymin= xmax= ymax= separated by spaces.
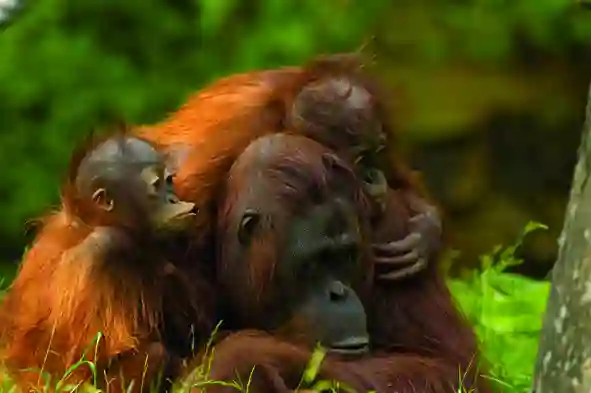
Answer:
xmin=181 ymin=331 xmax=352 ymax=393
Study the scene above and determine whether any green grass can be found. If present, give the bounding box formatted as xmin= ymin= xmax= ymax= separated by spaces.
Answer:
xmin=448 ymin=221 xmax=551 ymax=393
xmin=0 ymin=222 xmax=551 ymax=392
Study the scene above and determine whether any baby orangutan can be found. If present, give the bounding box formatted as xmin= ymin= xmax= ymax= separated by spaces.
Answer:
xmin=0 ymin=129 xmax=201 ymax=393
xmin=281 ymin=54 xmax=442 ymax=280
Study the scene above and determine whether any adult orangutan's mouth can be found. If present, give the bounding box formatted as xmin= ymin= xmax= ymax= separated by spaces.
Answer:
xmin=327 ymin=336 xmax=370 ymax=356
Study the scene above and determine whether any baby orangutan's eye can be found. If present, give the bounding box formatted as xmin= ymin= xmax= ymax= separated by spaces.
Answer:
xmin=354 ymin=154 xmax=365 ymax=166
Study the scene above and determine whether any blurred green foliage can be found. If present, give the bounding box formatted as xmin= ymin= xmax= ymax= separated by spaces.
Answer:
xmin=374 ymin=0 xmax=591 ymax=65
xmin=0 ymin=0 xmax=590 ymax=269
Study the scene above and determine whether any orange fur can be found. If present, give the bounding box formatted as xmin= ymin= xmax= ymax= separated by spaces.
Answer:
xmin=0 ymin=216 xmax=160 ymax=391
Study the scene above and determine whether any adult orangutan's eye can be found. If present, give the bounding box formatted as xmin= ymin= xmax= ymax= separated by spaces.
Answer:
xmin=238 ymin=209 xmax=260 ymax=246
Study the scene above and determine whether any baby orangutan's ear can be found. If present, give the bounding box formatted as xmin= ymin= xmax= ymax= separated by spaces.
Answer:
xmin=92 ymin=188 xmax=114 ymax=212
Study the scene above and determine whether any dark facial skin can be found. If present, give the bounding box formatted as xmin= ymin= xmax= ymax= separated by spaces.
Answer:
xmin=74 ymin=136 xmax=197 ymax=234
xmin=218 ymin=134 xmax=371 ymax=356
xmin=244 ymin=198 xmax=370 ymax=356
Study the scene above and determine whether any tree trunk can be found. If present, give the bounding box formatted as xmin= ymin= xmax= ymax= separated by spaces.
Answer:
xmin=532 ymin=80 xmax=591 ymax=393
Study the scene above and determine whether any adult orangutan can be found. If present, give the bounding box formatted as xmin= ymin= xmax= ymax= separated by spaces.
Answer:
xmin=135 ymin=52 xmax=442 ymax=282
xmin=180 ymin=134 xmax=491 ymax=393
xmin=0 ymin=129 xmax=212 ymax=393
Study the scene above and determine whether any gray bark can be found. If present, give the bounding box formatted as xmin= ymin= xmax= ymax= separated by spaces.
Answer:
xmin=532 ymin=81 xmax=591 ymax=393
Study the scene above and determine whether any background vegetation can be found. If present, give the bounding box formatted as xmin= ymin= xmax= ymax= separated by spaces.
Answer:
xmin=0 ymin=0 xmax=589 ymax=391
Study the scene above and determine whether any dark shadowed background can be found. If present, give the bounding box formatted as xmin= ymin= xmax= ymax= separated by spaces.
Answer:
xmin=1 ymin=0 xmax=590 ymax=284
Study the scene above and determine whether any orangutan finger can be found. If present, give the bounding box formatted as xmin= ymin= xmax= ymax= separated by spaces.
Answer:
xmin=377 ymin=258 xmax=428 ymax=281
xmin=374 ymin=249 xmax=419 ymax=266
xmin=371 ymin=233 xmax=421 ymax=255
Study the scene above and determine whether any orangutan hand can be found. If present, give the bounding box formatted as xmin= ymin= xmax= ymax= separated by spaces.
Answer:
xmin=372 ymin=194 xmax=442 ymax=281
